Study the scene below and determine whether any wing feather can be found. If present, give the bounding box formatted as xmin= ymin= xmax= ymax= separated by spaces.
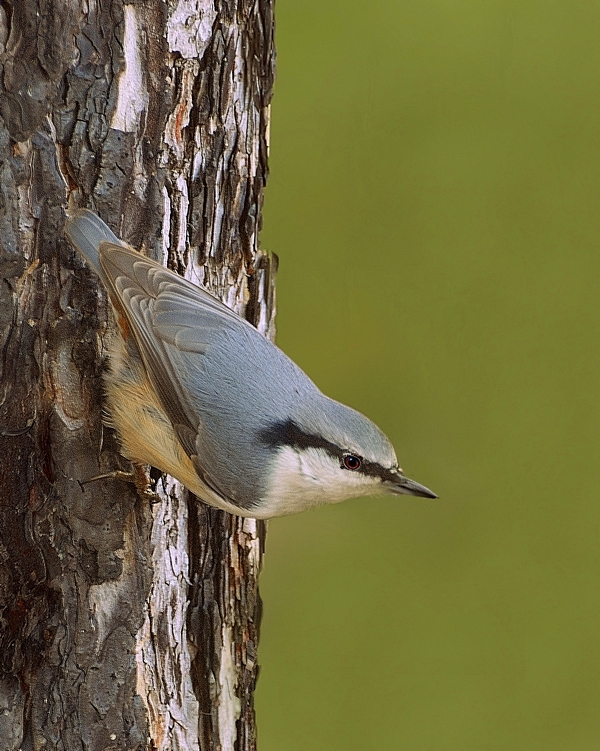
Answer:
xmin=97 ymin=242 xmax=258 ymax=503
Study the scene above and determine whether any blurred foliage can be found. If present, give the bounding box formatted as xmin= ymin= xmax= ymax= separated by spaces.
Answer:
xmin=256 ymin=1 xmax=600 ymax=749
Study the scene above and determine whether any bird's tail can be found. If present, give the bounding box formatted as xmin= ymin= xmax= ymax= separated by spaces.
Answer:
xmin=65 ymin=209 xmax=125 ymax=282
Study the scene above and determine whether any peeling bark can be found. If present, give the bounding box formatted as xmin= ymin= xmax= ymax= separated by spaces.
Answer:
xmin=0 ymin=1 xmax=275 ymax=749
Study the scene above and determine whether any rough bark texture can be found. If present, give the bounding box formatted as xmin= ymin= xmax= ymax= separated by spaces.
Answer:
xmin=0 ymin=1 xmax=276 ymax=749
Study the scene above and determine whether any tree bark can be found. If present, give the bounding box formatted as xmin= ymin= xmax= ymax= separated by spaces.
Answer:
xmin=0 ymin=1 xmax=275 ymax=749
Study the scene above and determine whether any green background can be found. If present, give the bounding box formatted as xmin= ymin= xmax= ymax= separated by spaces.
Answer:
xmin=256 ymin=1 xmax=600 ymax=749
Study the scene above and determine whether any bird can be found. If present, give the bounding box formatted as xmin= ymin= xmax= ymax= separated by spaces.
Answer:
xmin=65 ymin=210 xmax=436 ymax=518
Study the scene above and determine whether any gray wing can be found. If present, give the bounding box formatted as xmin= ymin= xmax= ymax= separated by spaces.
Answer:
xmin=99 ymin=242 xmax=250 ymax=440
xmin=98 ymin=242 xmax=318 ymax=507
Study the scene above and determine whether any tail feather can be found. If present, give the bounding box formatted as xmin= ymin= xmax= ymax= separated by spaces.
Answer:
xmin=65 ymin=209 xmax=125 ymax=281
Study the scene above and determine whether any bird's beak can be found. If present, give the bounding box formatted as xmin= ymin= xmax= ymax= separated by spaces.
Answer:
xmin=384 ymin=470 xmax=438 ymax=499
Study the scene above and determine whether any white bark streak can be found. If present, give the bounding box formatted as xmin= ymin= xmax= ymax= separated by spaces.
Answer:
xmin=135 ymin=479 xmax=200 ymax=751
xmin=111 ymin=6 xmax=148 ymax=133
xmin=217 ymin=625 xmax=242 ymax=750
xmin=167 ymin=0 xmax=217 ymax=61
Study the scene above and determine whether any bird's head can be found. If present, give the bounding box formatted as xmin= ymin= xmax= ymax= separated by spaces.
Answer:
xmin=257 ymin=396 xmax=436 ymax=517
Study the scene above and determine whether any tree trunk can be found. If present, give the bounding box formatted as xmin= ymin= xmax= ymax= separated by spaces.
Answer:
xmin=0 ymin=2 xmax=275 ymax=749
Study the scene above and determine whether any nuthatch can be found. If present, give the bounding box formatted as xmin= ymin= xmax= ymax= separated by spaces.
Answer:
xmin=65 ymin=210 xmax=436 ymax=518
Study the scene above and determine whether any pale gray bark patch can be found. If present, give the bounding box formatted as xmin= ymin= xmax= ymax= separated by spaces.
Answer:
xmin=0 ymin=0 xmax=275 ymax=749
xmin=134 ymin=477 xmax=201 ymax=751
xmin=0 ymin=676 xmax=23 ymax=751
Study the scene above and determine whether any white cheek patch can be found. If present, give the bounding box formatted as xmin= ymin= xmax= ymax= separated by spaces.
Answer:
xmin=262 ymin=446 xmax=383 ymax=517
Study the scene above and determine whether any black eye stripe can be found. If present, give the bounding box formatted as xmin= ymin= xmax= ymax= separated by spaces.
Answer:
xmin=258 ymin=419 xmax=341 ymax=456
xmin=259 ymin=419 xmax=396 ymax=481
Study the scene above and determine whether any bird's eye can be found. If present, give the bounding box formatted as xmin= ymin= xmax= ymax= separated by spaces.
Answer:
xmin=342 ymin=454 xmax=362 ymax=471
